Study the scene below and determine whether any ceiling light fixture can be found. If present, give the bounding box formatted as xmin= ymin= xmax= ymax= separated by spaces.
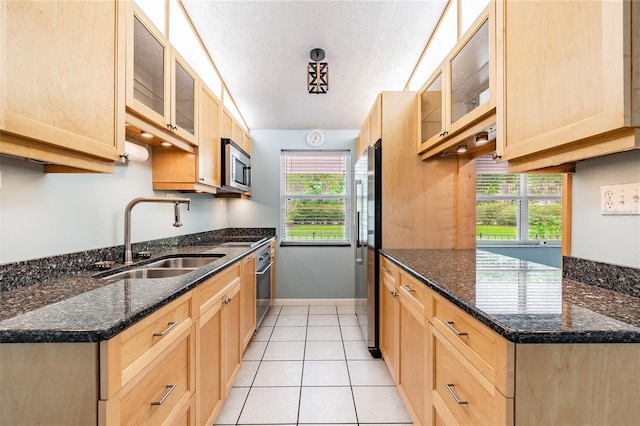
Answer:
xmin=160 ymin=141 xmax=172 ymax=147
xmin=308 ymin=48 xmax=328 ymax=94
xmin=140 ymin=130 xmax=153 ymax=139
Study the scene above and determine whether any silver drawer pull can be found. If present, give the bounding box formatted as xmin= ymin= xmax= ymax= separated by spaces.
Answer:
xmin=402 ymin=284 xmax=415 ymax=293
xmin=390 ymin=290 xmax=398 ymax=297
xmin=151 ymin=384 xmax=176 ymax=406
xmin=444 ymin=321 xmax=468 ymax=336
xmin=444 ymin=383 xmax=468 ymax=405
xmin=153 ymin=321 xmax=178 ymax=337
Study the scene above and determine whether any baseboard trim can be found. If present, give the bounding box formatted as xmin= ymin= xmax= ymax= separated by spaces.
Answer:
xmin=273 ymin=298 xmax=356 ymax=306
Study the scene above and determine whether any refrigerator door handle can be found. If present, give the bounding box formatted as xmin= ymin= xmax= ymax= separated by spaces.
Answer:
xmin=355 ymin=212 xmax=363 ymax=264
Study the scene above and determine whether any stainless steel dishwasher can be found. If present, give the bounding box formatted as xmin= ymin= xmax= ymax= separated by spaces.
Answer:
xmin=255 ymin=245 xmax=272 ymax=330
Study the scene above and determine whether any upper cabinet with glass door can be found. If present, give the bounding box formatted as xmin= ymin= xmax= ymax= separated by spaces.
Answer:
xmin=125 ymin=3 xmax=197 ymax=149
xmin=418 ymin=2 xmax=496 ymax=160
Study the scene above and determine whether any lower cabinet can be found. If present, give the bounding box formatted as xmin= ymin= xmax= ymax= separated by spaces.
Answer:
xmin=240 ymin=254 xmax=257 ymax=350
xmin=379 ymin=257 xmax=399 ymax=382
xmin=397 ymin=275 xmax=429 ymax=426
xmin=194 ymin=262 xmax=242 ymax=425
xmin=0 ymin=253 xmax=261 ymax=426
xmin=381 ymin=255 xmax=640 ymax=425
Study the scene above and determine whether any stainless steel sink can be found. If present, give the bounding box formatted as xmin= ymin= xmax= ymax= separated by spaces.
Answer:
xmin=99 ymin=254 xmax=226 ymax=280
xmin=145 ymin=254 xmax=225 ymax=269
xmin=103 ymin=268 xmax=196 ymax=280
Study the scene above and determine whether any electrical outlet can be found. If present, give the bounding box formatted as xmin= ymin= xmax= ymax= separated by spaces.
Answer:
xmin=601 ymin=183 xmax=640 ymax=215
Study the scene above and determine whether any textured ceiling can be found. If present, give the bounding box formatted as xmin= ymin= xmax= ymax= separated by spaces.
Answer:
xmin=182 ymin=0 xmax=447 ymax=131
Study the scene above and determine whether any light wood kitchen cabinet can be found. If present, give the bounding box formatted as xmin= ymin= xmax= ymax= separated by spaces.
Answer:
xmin=125 ymin=3 xmax=198 ymax=150
xmin=497 ymin=0 xmax=640 ymax=172
xmin=193 ymin=263 xmax=242 ymax=425
xmin=382 ymin=255 xmax=640 ymax=426
xmin=221 ymin=107 xmax=252 ymax=156
xmin=396 ymin=272 xmax=429 ymax=426
xmin=356 ymin=94 xmax=381 ymax=157
xmin=0 ymin=342 xmax=99 ymax=425
xmin=418 ymin=3 xmax=497 ymax=160
xmin=241 ymin=253 xmax=257 ymax=350
xmin=379 ymin=257 xmax=399 ymax=382
xmin=152 ymin=83 xmax=222 ymax=193
xmin=0 ymin=0 xmax=123 ymax=173
xmin=0 ymin=251 xmax=266 ymax=426
xmin=99 ymin=291 xmax=196 ymax=426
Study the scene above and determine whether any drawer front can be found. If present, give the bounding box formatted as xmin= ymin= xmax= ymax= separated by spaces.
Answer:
xmin=194 ymin=263 xmax=241 ymax=317
xmin=120 ymin=295 xmax=192 ymax=375
xmin=120 ymin=328 xmax=194 ymax=426
xmin=398 ymin=271 xmax=429 ymax=314
xmin=380 ymin=257 xmax=398 ymax=283
xmin=431 ymin=293 xmax=512 ymax=395
xmin=432 ymin=327 xmax=510 ymax=425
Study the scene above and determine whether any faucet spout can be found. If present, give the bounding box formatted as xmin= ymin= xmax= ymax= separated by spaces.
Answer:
xmin=123 ymin=196 xmax=191 ymax=264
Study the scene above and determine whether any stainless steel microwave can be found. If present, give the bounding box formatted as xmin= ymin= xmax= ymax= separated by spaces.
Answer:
xmin=221 ymin=138 xmax=251 ymax=193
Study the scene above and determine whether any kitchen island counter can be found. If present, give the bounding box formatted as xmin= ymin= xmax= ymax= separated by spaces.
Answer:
xmin=381 ymin=249 xmax=640 ymax=344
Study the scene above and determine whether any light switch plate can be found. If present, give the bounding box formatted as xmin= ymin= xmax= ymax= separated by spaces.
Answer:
xmin=601 ymin=183 xmax=640 ymax=215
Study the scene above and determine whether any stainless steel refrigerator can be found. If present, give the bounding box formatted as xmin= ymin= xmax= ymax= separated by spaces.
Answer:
xmin=354 ymin=140 xmax=381 ymax=357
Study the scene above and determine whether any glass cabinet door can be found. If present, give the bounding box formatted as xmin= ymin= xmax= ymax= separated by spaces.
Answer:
xmin=173 ymin=58 xmax=195 ymax=137
xmin=420 ymin=72 xmax=444 ymax=144
xmin=132 ymin=15 xmax=166 ymax=119
xmin=450 ymin=19 xmax=489 ymax=124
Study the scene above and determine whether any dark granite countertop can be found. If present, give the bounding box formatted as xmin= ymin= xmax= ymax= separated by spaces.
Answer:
xmin=381 ymin=249 xmax=640 ymax=344
xmin=0 ymin=236 xmax=275 ymax=343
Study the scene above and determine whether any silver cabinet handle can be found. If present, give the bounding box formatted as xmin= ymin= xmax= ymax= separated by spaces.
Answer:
xmin=444 ymin=321 xmax=468 ymax=336
xmin=151 ymin=384 xmax=176 ymax=406
xmin=390 ymin=290 xmax=398 ymax=297
xmin=153 ymin=321 xmax=178 ymax=337
xmin=444 ymin=383 xmax=468 ymax=405
xmin=401 ymin=284 xmax=415 ymax=293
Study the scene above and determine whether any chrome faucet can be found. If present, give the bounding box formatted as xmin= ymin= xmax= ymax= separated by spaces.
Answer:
xmin=123 ymin=196 xmax=191 ymax=265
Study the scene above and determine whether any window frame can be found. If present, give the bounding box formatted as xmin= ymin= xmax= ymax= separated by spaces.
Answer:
xmin=476 ymin=156 xmax=562 ymax=246
xmin=279 ymin=149 xmax=352 ymax=247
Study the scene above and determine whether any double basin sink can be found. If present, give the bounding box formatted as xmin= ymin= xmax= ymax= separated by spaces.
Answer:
xmin=100 ymin=254 xmax=226 ymax=280
xmin=99 ymin=238 xmax=269 ymax=280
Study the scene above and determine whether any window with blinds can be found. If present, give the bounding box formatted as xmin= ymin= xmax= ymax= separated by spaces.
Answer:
xmin=476 ymin=155 xmax=562 ymax=244
xmin=280 ymin=150 xmax=351 ymax=245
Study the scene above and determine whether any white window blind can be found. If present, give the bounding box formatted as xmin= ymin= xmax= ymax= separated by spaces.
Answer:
xmin=476 ymin=155 xmax=562 ymax=243
xmin=280 ymin=150 xmax=351 ymax=245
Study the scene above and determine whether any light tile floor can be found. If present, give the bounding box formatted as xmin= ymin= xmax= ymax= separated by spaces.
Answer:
xmin=213 ymin=304 xmax=413 ymax=426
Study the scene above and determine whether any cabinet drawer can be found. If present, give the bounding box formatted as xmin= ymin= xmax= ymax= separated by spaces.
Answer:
xmin=194 ymin=263 xmax=241 ymax=317
xmin=120 ymin=295 xmax=192 ymax=375
xmin=398 ymin=271 xmax=429 ymax=315
xmin=432 ymin=327 xmax=512 ymax=426
xmin=119 ymin=327 xmax=194 ymax=426
xmin=431 ymin=293 xmax=513 ymax=396
xmin=380 ymin=257 xmax=398 ymax=282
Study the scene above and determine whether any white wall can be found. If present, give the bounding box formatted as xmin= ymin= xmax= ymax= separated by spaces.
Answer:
xmin=571 ymin=150 xmax=640 ymax=268
xmin=228 ymin=129 xmax=358 ymax=299
xmin=0 ymin=153 xmax=227 ymax=264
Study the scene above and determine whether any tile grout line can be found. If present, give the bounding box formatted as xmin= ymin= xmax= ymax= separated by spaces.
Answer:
xmin=234 ymin=306 xmax=280 ymax=425
xmin=338 ymin=306 xmax=361 ymax=426
xmin=295 ymin=305 xmax=310 ymax=425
